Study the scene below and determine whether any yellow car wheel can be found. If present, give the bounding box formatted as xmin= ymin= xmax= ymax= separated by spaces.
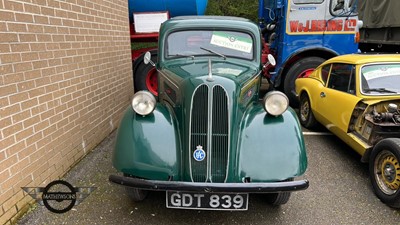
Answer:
xmin=299 ymin=94 xmax=317 ymax=128
xmin=369 ymin=138 xmax=400 ymax=208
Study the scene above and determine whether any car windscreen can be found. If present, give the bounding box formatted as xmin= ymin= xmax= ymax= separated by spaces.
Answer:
xmin=361 ymin=63 xmax=400 ymax=95
xmin=165 ymin=30 xmax=254 ymax=60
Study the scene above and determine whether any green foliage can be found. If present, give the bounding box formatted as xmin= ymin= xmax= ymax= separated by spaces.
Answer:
xmin=205 ymin=0 xmax=259 ymax=22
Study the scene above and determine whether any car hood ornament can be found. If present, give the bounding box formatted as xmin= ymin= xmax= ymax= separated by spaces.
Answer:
xmin=206 ymin=58 xmax=214 ymax=82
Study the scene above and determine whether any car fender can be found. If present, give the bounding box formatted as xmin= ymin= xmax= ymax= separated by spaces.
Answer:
xmin=112 ymin=104 xmax=180 ymax=180
xmin=236 ymin=104 xmax=307 ymax=182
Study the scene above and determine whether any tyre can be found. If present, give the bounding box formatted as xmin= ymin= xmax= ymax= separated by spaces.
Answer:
xmin=299 ymin=94 xmax=318 ymax=129
xmin=265 ymin=178 xmax=293 ymax=206
xmin=125 ymin=187 xmax=148 ymax=202
xmin=284 ymin=57 xmax=325 ymax=107
xmin=266 ymin=192 xmax=291 ymax=206
xmin=134 ymin=53 xmax=158 ymax=96
xmin=369 ymin=138 xmax=400 ymax=208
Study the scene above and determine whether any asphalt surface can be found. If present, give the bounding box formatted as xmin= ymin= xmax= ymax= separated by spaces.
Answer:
xmin=17 ymin=130 xmax=400 ymax=225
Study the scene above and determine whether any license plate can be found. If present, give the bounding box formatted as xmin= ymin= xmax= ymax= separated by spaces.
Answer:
xmin=166 ymin=191 xmax=248 ymax=210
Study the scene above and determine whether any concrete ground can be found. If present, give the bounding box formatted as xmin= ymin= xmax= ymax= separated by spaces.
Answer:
xmin=16 ymin=129 xmax=400 ymax=225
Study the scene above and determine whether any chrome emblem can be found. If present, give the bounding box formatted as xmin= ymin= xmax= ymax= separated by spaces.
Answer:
xmin=193 ymin=145 xmax=206 ymax=161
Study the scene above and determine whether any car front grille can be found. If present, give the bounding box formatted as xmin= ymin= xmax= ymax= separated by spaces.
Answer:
xmin=190 ymin=85 xmax=229 ymax=183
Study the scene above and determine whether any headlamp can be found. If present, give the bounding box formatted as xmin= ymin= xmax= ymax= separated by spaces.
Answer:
xmin=262 ymin=91 xmax=289 ymax=116
xmin=131 ymin=91 xmax=156 ymax=116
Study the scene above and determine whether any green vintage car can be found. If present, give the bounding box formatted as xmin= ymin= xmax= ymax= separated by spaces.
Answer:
xmin=109 ymin=16 xmax=308 ymax=210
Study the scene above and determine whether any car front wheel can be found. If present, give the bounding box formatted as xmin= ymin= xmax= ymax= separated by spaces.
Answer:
xmin=265 ymin=178 xmax=293 ymax=206
xmin=125 ymin=187 xmax=148 ymax=202
xmin=299 ymin=94 xmax=317 ymax=129
xmin=369 ymin=138 xmax=400 ymax=208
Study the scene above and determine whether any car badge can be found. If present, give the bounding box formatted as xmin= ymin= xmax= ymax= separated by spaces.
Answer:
xmin=193 ymin=145 xmax=206 ymax=161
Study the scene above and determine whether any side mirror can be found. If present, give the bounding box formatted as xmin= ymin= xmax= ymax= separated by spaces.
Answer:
xmin=267 ymin=54 xmax=276 ymax=66
xmin=262 ymin=54 xmax=276 ymax=71
xmin=143 ymin=52 xmax=155 ymax=66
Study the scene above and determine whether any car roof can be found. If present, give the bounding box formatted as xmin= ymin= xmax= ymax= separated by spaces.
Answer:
xmin=324 ymin=54 xmax=400 ymax=65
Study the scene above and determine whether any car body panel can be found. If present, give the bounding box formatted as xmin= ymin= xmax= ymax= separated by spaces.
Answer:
xmin=296 ymin=54 xmax=400 ymax=157
xmin=111 ymin=16 xmax=308 ymax=202
xmin=238 ymin=105 xmax=307 ymax=181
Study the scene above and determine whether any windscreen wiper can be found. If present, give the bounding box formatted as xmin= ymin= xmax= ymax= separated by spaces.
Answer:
xmin=363 ymin=88 xmax=397 ymax=93
xmin=200 ymin=47 xmax=226 ymax=60
xmin=170 ymin=54 xmax=195 ymax=60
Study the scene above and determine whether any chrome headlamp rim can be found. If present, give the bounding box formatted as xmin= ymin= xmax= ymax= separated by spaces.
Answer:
xmin=262 ymin=91 xmax=289 ymax=116
xmin=131 ymin=91 xmax=156 ymax=116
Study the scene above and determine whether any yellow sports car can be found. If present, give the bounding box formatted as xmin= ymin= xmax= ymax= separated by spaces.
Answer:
xmin=295 ymin=54 xmax=400 ymax=208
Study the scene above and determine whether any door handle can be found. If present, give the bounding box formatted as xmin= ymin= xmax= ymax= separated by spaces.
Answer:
xmin=320 ymin=92 xmax=326 ymax=98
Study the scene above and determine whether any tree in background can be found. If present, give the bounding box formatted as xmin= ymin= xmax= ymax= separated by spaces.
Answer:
xmin=206 ymin=0 xmax=259 ymax=22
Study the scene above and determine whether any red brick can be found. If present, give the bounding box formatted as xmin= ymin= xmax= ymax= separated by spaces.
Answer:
xmin=1 ymin=54 xmax=21 ymax=64
xmin=27 ymin=24 xmax=44 ymax=33
xmin=5 ymin=140 xmax=26 ymax=158
xmin=11 ymin=44 xmax=31 ymax=53
xmin=7 ymin=23 xmax=27 ymax=33
xmin=0 ymin=103 xmax=21 ymax=118
xmin=34 ymin=15 xmax=49 ymax=24
xmin=28 ymin=87 xmax=46 ymax=98
xmin=0 ymin=44 xmax=11 ymax=53
xmin=30 ymin=103 xmax=47 ymax=116
xmin=17 ymin=80 xmax=35 ymax=92
xmin=13 ymin=62 xmax=33 ymax=73
xmin=24 ymin=3 xmax=41 ymax=14
xmin=22 ymin=114 xmax=40 ymax=128
xmin=15 ymin=13 xmax=34 ymax=23
xmin=11 ymin=109 xmax=31 ymax=124
xmin=0 ymin=65 xmax=14 ymax=76
xmin=10 ymin=157 xmax=30 ymax=176
xmin=0 ymin=154 xmax=18 ymax=172
xmin=4 ymin=73 xmax=24 ymax=85
xmin=1 ymin=185 xmax=23 ymax=211
xmin=25 ymin=132 xmax=43 ymax=147
xmin=4 ymin=0 xmax=23 ymax=11
xmin=15 ymin=127 xmax=33 ymax=141
xmin=18 ymin=34 xmax=36 ymax=42
xmin=0 ymin=11 xmax=14 ymax=21
xmin=20 ymin=53 xmax=38 ymax=63
xmin=0 ymin=203 xmax=17 ymax=225
xmin=34 ymin=119 xmax=50 ymax=132
xmin=2 ymin=122 xmax=23 ymax=138
xmin=24 ymin=70 xmax=41 ymax=80
xmin=9 ymin=92 xmax=29 ymax=104
xmin=0 ymin=135 xmax=15 ymax=152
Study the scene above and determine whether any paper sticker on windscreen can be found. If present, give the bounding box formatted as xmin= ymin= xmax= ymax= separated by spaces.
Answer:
xmin=210 ymin=32 xmax=252 ymax=53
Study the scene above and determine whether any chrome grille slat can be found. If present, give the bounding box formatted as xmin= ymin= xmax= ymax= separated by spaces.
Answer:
xmin=190 ymin=84 xmax=229 ymax=183
xmin=211 ymin=86 xmax=229 ymax=183
xmin=190 ymin=85 xmax=208 ymax=182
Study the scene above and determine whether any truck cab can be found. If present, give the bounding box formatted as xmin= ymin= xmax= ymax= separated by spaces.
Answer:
xmin=259 ymin=0 xmax=360 ymax=105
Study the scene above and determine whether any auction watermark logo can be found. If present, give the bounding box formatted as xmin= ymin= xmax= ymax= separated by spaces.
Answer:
xmin=22 ymin=180 xmax=96 ymax=213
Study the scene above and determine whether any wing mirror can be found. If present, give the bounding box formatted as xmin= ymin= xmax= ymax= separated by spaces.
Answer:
xmin=263 ymin=54 xmax=276 ymax=69
xmin=143 ymin=51 xmax=155 ymax=66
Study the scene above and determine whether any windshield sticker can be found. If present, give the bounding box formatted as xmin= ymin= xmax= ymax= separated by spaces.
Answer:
xmin=363 ymin=66 xmax=400 ymax=80
xmin=210 ymin=32 xmax=252 ymax=53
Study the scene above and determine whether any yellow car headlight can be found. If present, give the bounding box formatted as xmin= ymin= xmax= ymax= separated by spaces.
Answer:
xmin=131 ymin=91 xmax=156 ymax=116
xmin=262 ymin=91 xmax=289 ymax=116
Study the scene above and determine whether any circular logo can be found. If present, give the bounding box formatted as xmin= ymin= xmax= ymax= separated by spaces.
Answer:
xmin=42 ymin=180 xmax=76 ymax=213
xmin=193 ymin=146 xmax=206 ymax=161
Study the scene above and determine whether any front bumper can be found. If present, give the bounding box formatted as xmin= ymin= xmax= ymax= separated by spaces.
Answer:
xmin=109 ymin=174 xmax=309 ymax=193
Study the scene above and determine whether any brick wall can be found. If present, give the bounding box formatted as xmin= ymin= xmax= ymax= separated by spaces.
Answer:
xmin=0 ymin=0 xmax=133 ymax=224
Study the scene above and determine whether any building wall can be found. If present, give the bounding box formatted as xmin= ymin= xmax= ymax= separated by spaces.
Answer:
xmin=0 ymin=0 xmax=133 ymax=224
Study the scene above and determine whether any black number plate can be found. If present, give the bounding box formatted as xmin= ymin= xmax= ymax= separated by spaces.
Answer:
xmin=166 ymin=191 xmax=248 ymax=210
